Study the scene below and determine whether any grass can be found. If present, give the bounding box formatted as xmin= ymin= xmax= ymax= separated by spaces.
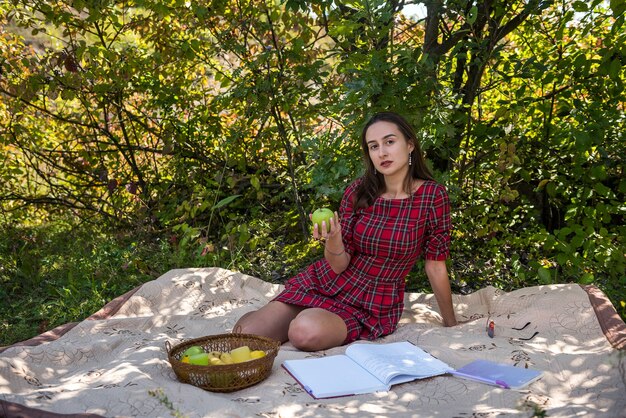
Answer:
xmin=0 ymin=221 xmax=183 ymax=346
xmin=0 ymin=218 xmax=316 ymax=346
xmin=1 ymin=218 xmax=625 ymax=347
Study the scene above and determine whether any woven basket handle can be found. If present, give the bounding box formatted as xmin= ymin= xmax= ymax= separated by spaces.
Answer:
xmin=165 ymin=340 xmax=172 ymax=353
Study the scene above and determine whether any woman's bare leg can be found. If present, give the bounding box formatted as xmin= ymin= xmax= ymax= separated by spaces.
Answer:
xmin=288 ymin=308 xmax=348 ymax=351
xmin=233 ymin=301 xmax=305 ymax=343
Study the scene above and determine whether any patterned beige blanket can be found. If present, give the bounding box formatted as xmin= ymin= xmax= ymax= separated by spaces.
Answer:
xmin=1 ymin=267 xmax=625 ymax=417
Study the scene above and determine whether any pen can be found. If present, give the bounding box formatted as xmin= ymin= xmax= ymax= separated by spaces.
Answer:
xmin=495 ymin=380 xmax=510 ymax=389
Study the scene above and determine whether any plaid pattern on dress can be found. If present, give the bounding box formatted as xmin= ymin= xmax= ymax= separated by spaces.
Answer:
xmin=273 ymin=178 xmax=451 ymax=343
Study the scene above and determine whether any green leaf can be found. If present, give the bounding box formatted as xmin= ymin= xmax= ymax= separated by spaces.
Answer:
xmin=570 ymin=234 xmax=584 ymax=249
xmin=467 ymin=6 xmax=478 ymax=25
xmin=574 ymin=131 xmax=592 ymax=151
xmin=285 ymin=0 xmax=304 ymax=11
xmin=212 ymin=195 xmax=242 ymax=210
xmin=557 ymin=227 xmax=572 ymax=240
xmin=61 ymin=89 xmax=76 ymax=100
xmin=578 ymin=273 xmax=595 ymax=285
xmin=608 ymin=59 xmax=622 ymax=81
xmin=589 ymin=165 xmax=607 ymax=181
xmin=610 ymin=0 xmax=626 ymax=16
xmin=537 ymin=267 xmax=552 ymax=284
xmin=593 ymin=182 xmax=612 ymax=197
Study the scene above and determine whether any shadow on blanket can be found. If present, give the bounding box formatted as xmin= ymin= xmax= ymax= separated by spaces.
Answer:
xmin=1 ymin=267 xmax=625 ymax=418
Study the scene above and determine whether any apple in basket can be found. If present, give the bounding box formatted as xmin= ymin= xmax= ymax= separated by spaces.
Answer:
xmin=184 ymin=345 xmax=204 ymax=355
xmin=230 ymin=345 xmax=267 ymax=362
xmin=181 ymin=345 xmax=266 ymax=366
xmin=250 ymin=350 xmax=266 ymax=359
xmin=187 ymin=353 xmax=211 ymax=366
xmin=229 ymin=345 xmax=251 ymax=363
xmin=181 ymin=345 xmax=205 ymax=363
xmin=183 ymin=345 xmax=204 ymax=357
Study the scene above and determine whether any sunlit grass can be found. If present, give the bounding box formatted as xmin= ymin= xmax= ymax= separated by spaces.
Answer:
xmin=2 ymin=213 xmax=624 ymax=347
xmin=0 ymin=221 xmax=174 ymax=346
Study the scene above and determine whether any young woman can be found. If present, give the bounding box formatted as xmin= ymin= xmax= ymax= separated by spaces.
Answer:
xmin=234 ymin=112 xmax=457 ymax=351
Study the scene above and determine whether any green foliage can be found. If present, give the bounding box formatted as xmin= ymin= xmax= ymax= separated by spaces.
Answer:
xmin=0 ymin=221 xmax=151 ymax=345
xmin=304 ymin=125 xmax=361 ymax=203
xmin=1 ymin=0 xmax=624 ymax=346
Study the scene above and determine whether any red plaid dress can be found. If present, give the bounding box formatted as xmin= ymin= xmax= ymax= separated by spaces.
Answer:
xmin=273 ymin=178 xmax=451 ymax=343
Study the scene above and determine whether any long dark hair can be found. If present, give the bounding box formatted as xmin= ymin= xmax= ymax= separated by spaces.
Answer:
xmin=354 ymin=112 xmax=433 ymax=210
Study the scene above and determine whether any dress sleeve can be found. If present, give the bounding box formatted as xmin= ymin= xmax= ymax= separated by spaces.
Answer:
xmin=338 ymin=179 xmax=361 ymax=256
xmin=424 ymin=184 xmax=451 ymax=261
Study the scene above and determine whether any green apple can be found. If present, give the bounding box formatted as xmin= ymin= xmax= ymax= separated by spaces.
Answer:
xmin=182 ymin=345 xmax=205 ymax=357
xmin=187 ymin=353 xmax=210 ymax=366
xmin=311 ymin=208 xmax=334 ymax=233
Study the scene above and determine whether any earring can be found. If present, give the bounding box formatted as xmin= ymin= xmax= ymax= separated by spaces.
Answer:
xmin=408 ymin=153 xmax=412 ymax=166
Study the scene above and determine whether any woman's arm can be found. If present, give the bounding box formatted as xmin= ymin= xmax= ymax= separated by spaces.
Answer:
xmin=313 ymin=181 xmax=360 ymax=274
xmin=313 ymin=213 xmax=351 ymax=274
xmin=324 ymin=214 xmax=351 ymax=274
xmin=424 ymin=259 xmax=457 ymax=327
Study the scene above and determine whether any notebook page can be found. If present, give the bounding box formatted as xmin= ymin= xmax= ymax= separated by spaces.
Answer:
xmin=346 ymin=341 xmax=453 ymax=385
xmin=282 ymin=354 xmax=386 ymax=398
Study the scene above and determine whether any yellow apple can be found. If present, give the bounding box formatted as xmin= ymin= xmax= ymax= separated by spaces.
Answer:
xmin=230 ymin=345 xmax=252 ymax=363
xmin=250 ymin=350 xmax=266 ymax=359
xmin=208 ymin=351 xmax=222 ymax=359
xmin=220 ymin=352 xmax=233 ymax=364
xmin=209 ymin=357 xmax=224 ymax=366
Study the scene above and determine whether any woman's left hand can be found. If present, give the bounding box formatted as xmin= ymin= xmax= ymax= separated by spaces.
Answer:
xmin=310 ymin=211 xmax=342 ymax=243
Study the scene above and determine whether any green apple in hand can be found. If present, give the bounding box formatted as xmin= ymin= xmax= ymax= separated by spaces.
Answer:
xmin=311 ymin=208 xmax=334 ymax=233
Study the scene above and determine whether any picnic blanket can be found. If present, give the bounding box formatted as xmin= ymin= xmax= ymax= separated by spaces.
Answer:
xmin=1 ymin=267 xmax=625 ymax=417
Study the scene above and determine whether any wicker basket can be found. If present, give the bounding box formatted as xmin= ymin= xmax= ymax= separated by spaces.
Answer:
xmin=166 ymin=333 xmax=280 ymax=392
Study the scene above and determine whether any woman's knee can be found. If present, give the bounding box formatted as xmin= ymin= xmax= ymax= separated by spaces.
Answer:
xmin=232 ymin=302 xmax=303 ymax=343
xmin=288 ymin=311 xmax=347 ymax=351
xmin=233 ymin=310 xmax=255 ymax=334
xmin=287 ymin=316 xmax=320 ymax=351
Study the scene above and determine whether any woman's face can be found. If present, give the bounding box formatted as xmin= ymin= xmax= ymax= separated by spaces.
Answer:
xmin=365 ymin=121 xmax=414 ymax=178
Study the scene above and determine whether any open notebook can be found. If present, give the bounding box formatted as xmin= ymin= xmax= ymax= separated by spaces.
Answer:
xmin=282 ymin=341 xmax=543 ymax=399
